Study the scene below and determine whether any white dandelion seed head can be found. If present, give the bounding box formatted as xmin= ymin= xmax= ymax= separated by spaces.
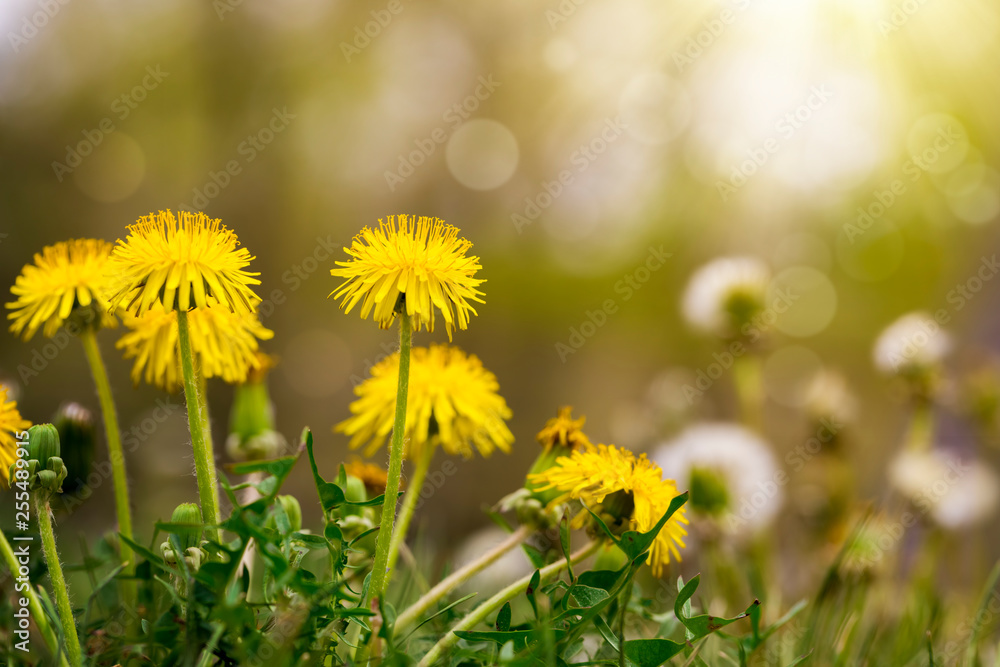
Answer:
xmin=681 ymin=256 xmax=771 ymax=336
xmin=652 ymin=422 xmax=782 ymax=535
xmin=804 ymin=369 xmax=858 ymax=425
xmin=888 ymin=449 xmax=1000 ymax=529
xmin=873 ymin=312 xmax=951 ymax=375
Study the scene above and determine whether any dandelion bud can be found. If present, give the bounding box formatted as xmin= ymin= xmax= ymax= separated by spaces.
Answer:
xmin=28 ymin=423 xmax=61 ymax=468
xmin=269 ymin=495 xmax=302 ymax=533
xmin=54 ymin=403 xmax=96 ymax=495
xmin=525 ymin=407 xmax=591 ymax=507
xmin=170 ymin=503 xmax=204 ymax=551
xmin=23 ymin=424 xmax=67 ymax=496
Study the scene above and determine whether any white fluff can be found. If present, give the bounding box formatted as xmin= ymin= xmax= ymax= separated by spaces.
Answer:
xmin=873 ymin=312 xmax=951 ymax=374
xmin=681 ymin=256 xmax=771 ymax=336
xmin=889 ymin=449 xmax=999 ymax=529
xmin=652 ymin=422 xmax=782 ymax=535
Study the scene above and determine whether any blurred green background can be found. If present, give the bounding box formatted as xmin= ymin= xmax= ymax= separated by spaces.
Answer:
xmin=2 ymin=0 xmax=999 ymax=571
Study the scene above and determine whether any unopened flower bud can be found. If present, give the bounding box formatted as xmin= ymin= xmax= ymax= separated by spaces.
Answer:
xmin=54 ymin=403 xmax=95 ymax=495
xmin=170 ymin=503 xmax=204 ymax=551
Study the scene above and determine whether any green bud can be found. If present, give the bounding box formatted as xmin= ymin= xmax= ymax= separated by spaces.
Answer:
xmin=22 ymin=424 xmax=67 ymax=496
xmin=276 ymin=495 xmax=302 ymax=533
xmin=524 ymin=446 xmax=569 ymax=506
xmin=344 ymin=475 xmax=367 ymax=504
xmin=593 ymin=542 xmax=627 ymax=571
xmin=225 ymin=430 xmax=287 ymax=462
xmin=54 ymin=403 xmax=95 ymax=495
xmin=170 ymin=503 xmax=204 ymax=551
xmin=27 ymin=424 xmax=61 ymax=467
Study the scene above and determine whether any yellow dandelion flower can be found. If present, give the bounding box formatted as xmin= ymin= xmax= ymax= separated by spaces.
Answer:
xmin=7 ymin=239 xmax=118 ymax=340
xmin=529 ymin=444 xmax=688 ymax=576
xmin=344 ymin=458 xmax=394 ymax=494
xmin=106 ymin=210 xmax=261 ymax=317
xmin=537 ymin=406 xmax=592 ymax=452
xmin=1 ymin=386 xmax=31 ymax=488
xmin=116 ymin=298 xmax=274 ymax=391
xmin=329 ymin=215 xmax=484 ymax=340
xmin=336 ymin=344 xmax=512 ymax=461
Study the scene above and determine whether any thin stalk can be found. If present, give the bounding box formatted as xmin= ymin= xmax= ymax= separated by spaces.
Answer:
xmin=732 ymin=353 xmax=763 ymax=431
xmin=904 ymin=400 xmax=933 ymax=451
xmin=417 ymin=540 xmax=601 ymax=666
xmin=176 ymin=310 xmax=221 ymax=543
xmin=35 ymin=494 xmax=83 ymax=667
xmin=0 ymin=530 xmax=71 ymax=667
xmin=366 ymin=311 xmax=412 ymax=605
xmin=386 ymin=443 xmax=435 ymax=577
xmin=78 ymin=329 xmax=136 ymax=609
xmin=395 ymin=524 xmax=533 ymax=635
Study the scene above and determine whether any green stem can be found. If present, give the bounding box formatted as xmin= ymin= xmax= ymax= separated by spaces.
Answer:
xmin=366 ymin=312 xmax=412 ymax=605
xmin=395 ymin=524 xmax=533 ymax=635
xmin=0 ymin=530 xmax=71 ymax=667
xmin=78 ymin=329 xmax=136 ymax=606
xmin=733 ymin=353 xmax=763 ymax=431
xmin=35 ymin=494 xmax=83 ymax=667
xmin=417 ymin=540 xmax=601 ymax=667
xmin=176 ymin=310 xmax=221 ymax=543
xmin=386 ymin=442 xmax=435 ymax=577
xmin=905 ymin=400 xmax=934 ymax=452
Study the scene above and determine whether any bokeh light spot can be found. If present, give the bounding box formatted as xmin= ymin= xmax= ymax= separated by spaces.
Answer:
xmin=446 ymin=119 xmax=519 ymax=190
xmin=769 ymin=266 xmax=837 ymax=337
xmin=72 ymin=132 xmax=145 ymax=202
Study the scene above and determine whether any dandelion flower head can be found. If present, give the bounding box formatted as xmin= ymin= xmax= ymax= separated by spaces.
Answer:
xmin=336 ymin=344 xmax=512 ymax=461
xmin=529 ymin=443 xmax=689 ymax=576
xmin=1 ymin=386 xmax=31 ymax=488
xmin=329 ymin=215 xmax=484 ymax=340
xmin=106 ymin=210 xmax=260 ymax=317
xmin=116 ymin=298 xmax=273 ymax=391
xmin=7 ymin=239 xmax=118 ymax=340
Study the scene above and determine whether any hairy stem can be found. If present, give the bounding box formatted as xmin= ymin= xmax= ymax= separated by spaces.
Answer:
xmin=386 ymin=442 xmax=435 ymax=577
xmin=0 ymin=529 xmax=71 ymax=667
xmin=79 ymin=329 xmax=136 ymax=610
xmin=366 ymin=312 xmax=412 ymax=606
xmin=176 ymin=310 xmax=221 ymax=543
xmin=35 ymin=494 xmax=83 ymax=667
